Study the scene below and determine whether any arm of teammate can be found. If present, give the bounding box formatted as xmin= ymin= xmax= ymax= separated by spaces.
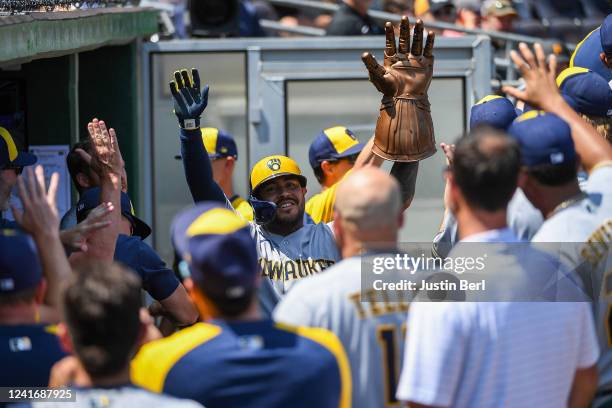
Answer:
xmin=73 ymin=119 xmax=123 ymax=262
xmin=170 ymin=68 xmax=226 ymax=204
xmin=138 ymin=243 xmax=198 ymax=326
xmin=568 ymin=303 xmax=600 ymax=408
xmin=12 ymin=166 xmax=70 ymax=323
xmin=503 ymin=43 xmax=612 ymax=173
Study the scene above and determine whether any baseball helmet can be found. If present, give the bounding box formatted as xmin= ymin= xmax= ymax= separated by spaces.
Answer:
xmin=249 ymin=155 xmax=307 ymax=225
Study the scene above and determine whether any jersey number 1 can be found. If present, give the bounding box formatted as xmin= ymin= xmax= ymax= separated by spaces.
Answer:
xmin=377 ymin=324 xmax=407 ymax=406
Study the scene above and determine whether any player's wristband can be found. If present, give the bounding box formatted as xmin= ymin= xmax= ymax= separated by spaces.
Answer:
xmin=179 ymin=118 xmax=200 ymax=130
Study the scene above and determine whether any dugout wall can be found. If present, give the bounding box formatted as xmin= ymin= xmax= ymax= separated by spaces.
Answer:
xmin=142 ymin=36 xmax=492 ymax=263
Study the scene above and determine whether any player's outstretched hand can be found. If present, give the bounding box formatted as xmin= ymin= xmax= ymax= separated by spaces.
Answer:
xmin=502 ymin=42 xmax=565 ymax=112
xmin=86 ymin=118 xmax=124 ymax=187
xmin=169 ymin=68 xmax=210 ymax=129
xmin=60 ymin=202 xmax=113 ymax=253
xmin=361 ymin=17 xmax=435 ymax=101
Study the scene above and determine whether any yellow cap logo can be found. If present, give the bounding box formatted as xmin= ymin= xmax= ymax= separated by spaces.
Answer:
xmin=267 ymin=158 xmax=281 ymax=171
xmin=251 ymin=155 xmax=304 ymax=192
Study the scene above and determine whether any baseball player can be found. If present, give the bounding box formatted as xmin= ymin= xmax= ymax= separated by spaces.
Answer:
xmin=570 ymin=14 xmax=612 ymax=89
xmin=0 ymin=230 xmax=67 ymax=387
xmin=76 ymin=187 xmax=198 ymax=327
xmin=504 ymin=42 xmax=612 ymax=406
xmin=168 ymin=18 xmax=436 ymax=312
xmin=306 ymin=126 xmax=365 ymax=224
xmin=433 ymin=94 xmax=543 ymax=258
xmin=275 ymin=167 xmax=409 ymax=408
xmin=132 ymin=202 xmax=351 ymax=408
xmin=557 ymin=66 xmax=612 ymax=143
xmin=0 ymin=126 xmax=37 ymax=229
xmin=200 ymin=127 xmax=253 ymax=221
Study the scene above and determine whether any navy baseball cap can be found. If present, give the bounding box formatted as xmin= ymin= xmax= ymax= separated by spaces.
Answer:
xmin=201 ymin=128 xmax=238 ymax=160
xmin=508 ymin=111 xmax=576 ymax=167
xmin=76 ymin=188 xmax=151 ymax=240
xmin=308 ymin=126 xmax=364 ymax=169
xmin=0 ymin=127 xmax=37 ymax=169
xmin=0 ymin=229 xmax=42 ymax=294
xmin=469 ymin=95 xmax=517 ymax=131
xmin=600 ymin=14 xmax=612 ymax=55
xmin=171 ymin=202 xmax=258 ymax=300
xmin=557 ymin=67 xmax=612 ymax=117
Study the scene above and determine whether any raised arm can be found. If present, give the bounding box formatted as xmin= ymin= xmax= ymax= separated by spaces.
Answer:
xmin=503 ymin=43 xmax=612 ymax=173
xmin=170 ymin=68 xmax=226 ymax=203
xmin=71 ymin=119 xmax=123 ymax=262
xmin=12 ymin=166 xmax=69 ymax=322
xmin=361 ymin=17 xmax=436 ymax=209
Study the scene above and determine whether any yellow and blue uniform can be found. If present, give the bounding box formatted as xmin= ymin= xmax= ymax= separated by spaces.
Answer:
xmin=0 ymin=324 xmax=66 ymax=387
xmin=305 ymin=173 xmax=347 ymax=224
xmin=306 ymin=126 xmax=364 ymax=224
xmin=132 ymin=320 xmax=351 ymax=408
xmin=230 ymin=194 xmax=254 ymax=221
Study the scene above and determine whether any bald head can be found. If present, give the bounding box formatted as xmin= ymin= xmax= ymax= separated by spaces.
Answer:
xmin=335 ymin=167 xmax=401 ymax=231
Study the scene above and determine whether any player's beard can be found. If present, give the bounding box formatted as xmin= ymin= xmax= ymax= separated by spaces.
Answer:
xmin=268 ymin=199 xmax=305 ymax=235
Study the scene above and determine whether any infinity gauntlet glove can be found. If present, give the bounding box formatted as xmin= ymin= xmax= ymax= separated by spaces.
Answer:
xmin=362 ymin=18 xmax=436 ymax=162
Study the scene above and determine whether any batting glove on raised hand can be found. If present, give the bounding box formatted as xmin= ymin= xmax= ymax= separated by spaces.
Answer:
xmin=169 ymin=68 xmax=210 ymax=130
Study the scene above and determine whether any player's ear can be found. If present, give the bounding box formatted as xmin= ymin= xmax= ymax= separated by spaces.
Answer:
xmin=397 ymin=209 xmax=405 ymax=228
xmin=320 ymin=160 xmax=334 ymax=178
xmin=225 ymin=156 xmax=236 ymax=171
xmin=57 ymin=323 xmax=74 ymax=354
xmin=600 ymin=52 xmax=607 ymax=65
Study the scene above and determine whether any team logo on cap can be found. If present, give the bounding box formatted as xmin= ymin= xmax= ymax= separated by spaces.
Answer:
xmin=267 ymin=158 xmax=281 ymax=171
xmin=345 ymin=128 xmax=357 ymax=140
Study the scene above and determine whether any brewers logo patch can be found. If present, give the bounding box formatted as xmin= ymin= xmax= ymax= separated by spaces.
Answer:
xmin=267 ymin=158 xmax=281 ymax=171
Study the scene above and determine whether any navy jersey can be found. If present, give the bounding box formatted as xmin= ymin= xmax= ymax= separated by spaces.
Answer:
xmin=0 ymin=324 xmax=66 ymax=387
xmin=132 ymin=320 xmax=351 ymax=408
xmin=571 ymin=27 xmax=612 ymax=86
xmin=114 ymin=235 xmax=179 ymax=301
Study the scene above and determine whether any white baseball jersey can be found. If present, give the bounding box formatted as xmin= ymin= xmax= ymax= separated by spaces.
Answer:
xmin=274 ymin=255 xmax=408 ymax=408
xmin=251 ymin=221 xmax=340 ymax=315
xmin=433 ymin=188 xmax=543 ymax=258
xmin=397 ymin=228 xmax=600 ymax=407
xmin=532 ymin=163 xmax=612 ymax=403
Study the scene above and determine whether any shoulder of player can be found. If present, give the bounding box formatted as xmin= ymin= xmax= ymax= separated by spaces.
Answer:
xmin=274 ymin=322 xmax=347 ymax=363
xmin=131 ymin=322 xmax=222 ymax=386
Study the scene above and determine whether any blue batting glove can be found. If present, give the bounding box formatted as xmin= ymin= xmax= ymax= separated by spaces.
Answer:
xmin=169 ymin=68 xmax=210 ymax=130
